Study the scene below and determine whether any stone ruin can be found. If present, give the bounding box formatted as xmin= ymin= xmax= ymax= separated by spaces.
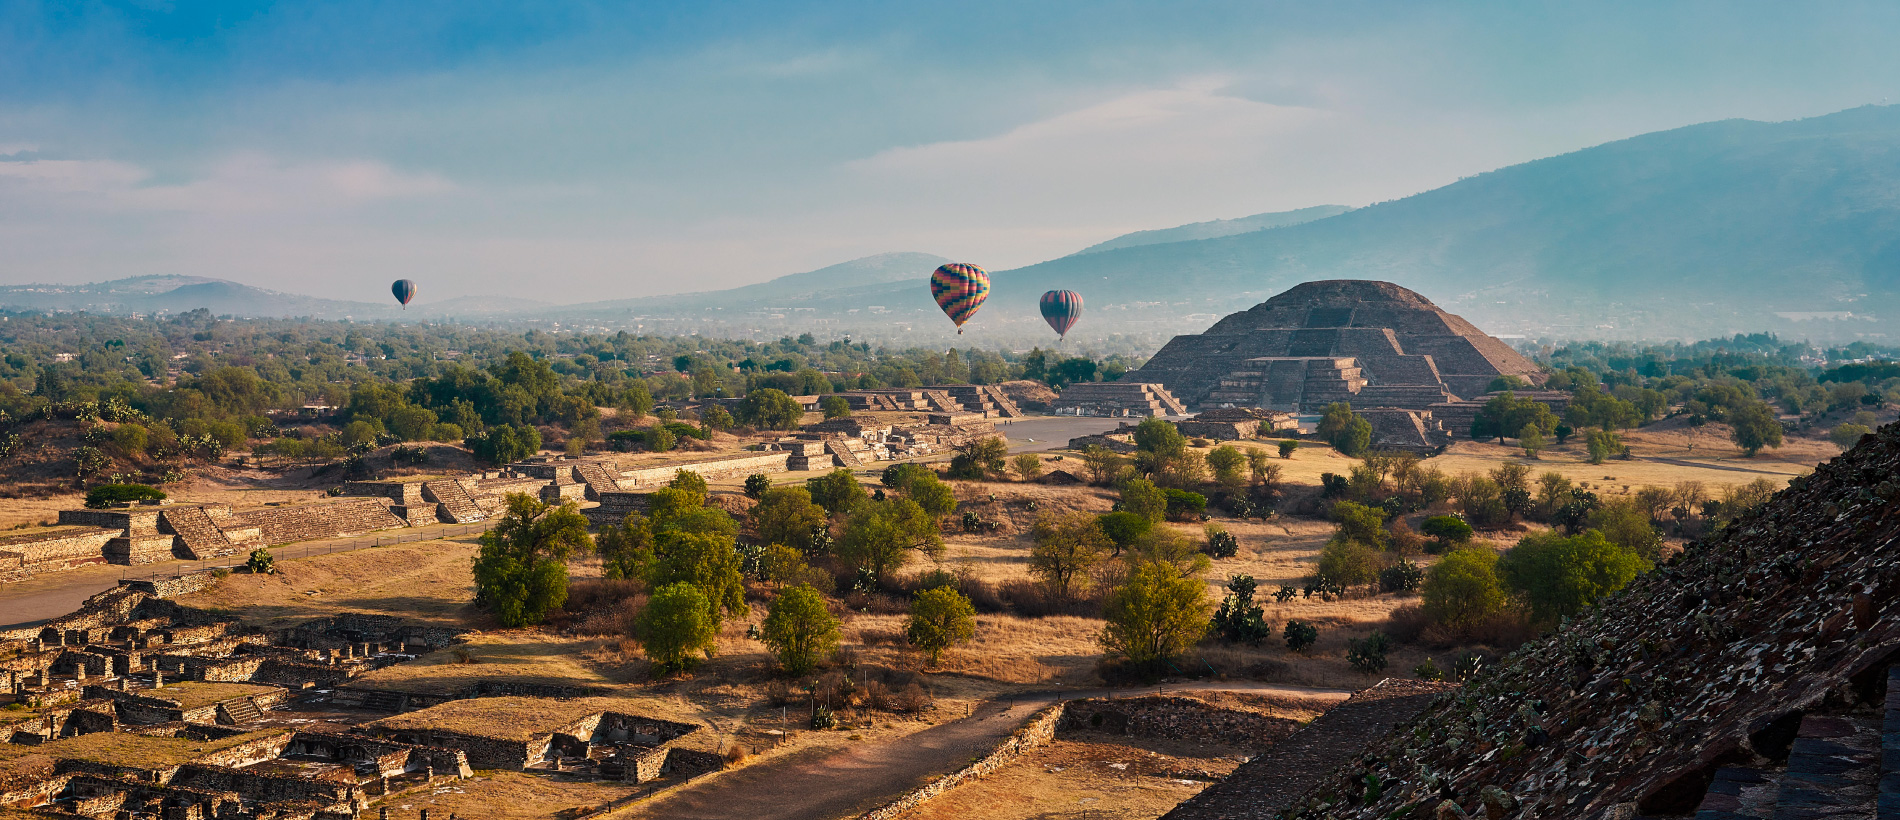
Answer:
xmin=1175 ymin=408 xmax=1298 ymax=441
xmin=821 ymin=386 xmax=1023 ymax=418
xmin=1050 ymin=381 xmax=1189 ymax=418
xmin=0 ymin=577 xmax=718 ymax=817
xmin=1185 ymin=421 xmax=1900 ymax=818
xmin=1129 ymin=280 xmax=1542 ymax=412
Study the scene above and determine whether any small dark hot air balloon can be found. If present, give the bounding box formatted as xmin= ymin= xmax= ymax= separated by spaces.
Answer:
xmin=1039 ymin=290 xmax=1083 ymax=340
xmin=391 ymin=279 xmax=416 ymax=309
xmin=929 ymin=263 xmax=989 ymax=334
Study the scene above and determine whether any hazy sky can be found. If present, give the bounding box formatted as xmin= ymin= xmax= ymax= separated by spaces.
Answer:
xmin=4 ymin=1 xmax=1900 ymax=303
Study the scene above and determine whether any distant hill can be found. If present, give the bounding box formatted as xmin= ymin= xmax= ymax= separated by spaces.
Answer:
xmin=1070 ymin=205 xmax=1352 ymax=255
xmin=549 ymin=251 xmax=953 ymax=318
xmin=0 ymin=275 xmax=393 ymax=319
xmin=815 ymin=105 xmax=1900 ymax=342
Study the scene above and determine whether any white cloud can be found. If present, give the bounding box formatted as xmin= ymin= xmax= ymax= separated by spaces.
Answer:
xmin=0 ymin=153 xmax=454 ymax=213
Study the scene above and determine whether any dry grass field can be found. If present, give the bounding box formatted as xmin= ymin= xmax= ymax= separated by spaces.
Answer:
xmin=179 ymin=537 xmax=486 ymax=628
xmin=902 ymin=736 xmax=1236 ymax=820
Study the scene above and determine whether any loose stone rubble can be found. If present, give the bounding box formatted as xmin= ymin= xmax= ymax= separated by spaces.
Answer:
xmin=1232 ymin=422 xmax=1900 ymax=819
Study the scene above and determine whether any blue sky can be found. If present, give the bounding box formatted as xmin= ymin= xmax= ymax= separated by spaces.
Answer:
xmin=4 ymin=1 xmax=1899 ymax=303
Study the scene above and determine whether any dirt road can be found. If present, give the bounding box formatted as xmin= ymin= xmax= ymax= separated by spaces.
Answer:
xmin=622 ymin=681 xmax=1348 ymax=820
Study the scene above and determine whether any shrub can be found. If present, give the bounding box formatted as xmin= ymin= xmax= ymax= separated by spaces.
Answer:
xmin=806 ymin=468 xmax=869 ymax=515
xmin=1586 ymin=429 xmax=1622 ymax=464
xmin=84 ymin=483 xmax=165 ymax=508
xmin=1119 ymin=478 xmax=1168 ymax=522
xmin=245 ymin=547 xmax=277 ymax=575
xmin=1162 ymin=489 xmax=1207 ymax=521
xmin=762 ymin=584 xmax=841 ymax=675
xmin=1314 ymin=538 xmax=1379 ymax=592
xmin=1096 ymin=511 xmax=1152 ymax=556
xmin=1029 ymin=513 xmax=1109 ymax=601
xmin=1830 ymin=423 xmax=1873 ymax=448
xmin=1202 ymin=524 xmax=1239 ymax=559
xmin=1346 ymin=631 xmax=1390 ymax=675
xmin=1420 ymin=515 xmax=1473 ymax=551
xmin=1278 ymin=439 xmax=1299 ymax=459
xmin=1379 ymin=559 xmax=1423 ymax=593
xmin=1211 ymin=575 xmax=1272 ymax=645
xmin=700 ymin=405 xmax=734 ymax=432
xmin=1011 ymin=453 xmax=1044 ymax=482
xmin=1497 ymin=529 xmax=1651 ymax=624
xmin=946 ymin=437 xmax=1008 ymax=480
xmin=820 ymin=395 xmax=851 ymax=419
xmin=752 ymin=487 xmax=829 ymax=554
xmin=737 ymin=388 xmax=804 ymax=430
xmin=905 ymin=587 xmax=976 ymax=664
xmin=1284 ymin=619 xmax=1318 ymax=653
xmin=1413 ymin=657 xmax=1445 ymax=681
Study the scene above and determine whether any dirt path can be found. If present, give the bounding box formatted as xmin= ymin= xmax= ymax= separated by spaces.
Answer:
xmin=1637 ymin=456 xmax=1801 ymax=476
xmin=0 ymin=522 xmax=489 ymax=630
xmin=623 ymin=681 xmax=1348 ymax=820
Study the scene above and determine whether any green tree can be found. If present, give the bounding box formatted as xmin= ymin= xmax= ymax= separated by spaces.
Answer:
xmin=700 ymin=405 xmax=734 ymax=432
xmin=471 ymin=494 xmax=595 ymax=627
xmin=1011 ymin=453 xmax=1044 ymax=482
xmin=1119 ymin=477 xmax=1168 ymax=522
xmin=947 ymin=436 xmax=1008 ymax=480
xmin=1421 ymin=546 xmax=1507 ymax=633
xmin=1729 ymin=400 xmax=1784 ymax=456
xmin=737 ymin=388 xmax=803 ymax=430
xmin=905 ymin=587 xmax=977 ymax=665
xmin=743 ymin=473 xmax=772 ymax=499
xmin=1831 ymin=423 xmax=1874 ymax=448
xmin=1328 ymin=501 xmax=1387 ymax=548
xmin=1205 ymin=445 xmax=1246 ymax=490
xmin=646 ymin=531 xmax=747 ymax=622
xmin=668 ymin=468 xmax=709 ymax=502
xmin=1583 ymin=499 xmax=1664 ymax=561
xmin=902 ymin=472 xmax=958 ymax=519
xmin=1497 ymin=529 xmax=1651 ymax=624
xmin=837 ymin=498 xmax=945 ymax=581
xmin=1519 ymin=424 xmax=1545 ymax=458
xmin=1318 ymin=403 xmax=1373 ymax=456
xmin=1470 ymin=392 xmax=1559 ymax=443
xmin=1080 ymin=445 xmax=1127 ymax=486
xmin=1096 ymin=511 xmax=1152 ymax=556
xmin=1278 ymin=440 xmax=1299 ymax=459
xmin=1586 ymin=429 xmax=1622 ymax=464
xmin=597 ymin=512 xmax=655 ymax=581
xmin=637 ymin=582 xmax=718 ymax=675
xmin=1315 ymin=538 xmax=1380 ymax=591
xmin=619 ymin=382 xmax=654 ymax=419
xmin=806 ymin=468 xmax=868 ymax=515
xmin=1420 ymin=515 xmax=1473 ymax=550
xmin=762 ymin=584 xmax=840 ymax=675
xmin=1029 ymin=513 xmax=1110 ymax=600
xmin=1099 ymin=562 xmax=1213 ymax=668
xmin=820 ymin=395 xmax=851 ymax=419
xmin=752 ymin=487 xmax=829 ymax=553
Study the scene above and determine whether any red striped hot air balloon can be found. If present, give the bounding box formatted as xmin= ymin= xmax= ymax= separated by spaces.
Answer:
xmin=929 ymin=263 xmax=989 ymax=334
xmin=1039 ymin=290 xmax=1082 ymax=340
xmin=391 ymin=279 xmax=416 ymax=309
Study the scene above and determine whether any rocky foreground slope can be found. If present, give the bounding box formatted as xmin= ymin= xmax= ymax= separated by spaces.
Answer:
xmin=1278 ymin=423 xmax=1900 ymax=818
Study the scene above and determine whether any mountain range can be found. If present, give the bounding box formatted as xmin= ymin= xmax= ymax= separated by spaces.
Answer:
xmin=9 ymin=105 xmax=1900 ymax=344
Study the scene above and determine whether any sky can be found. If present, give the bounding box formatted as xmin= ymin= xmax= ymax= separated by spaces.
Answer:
xmin=4 ymin=1 xmax=1900 ymax=304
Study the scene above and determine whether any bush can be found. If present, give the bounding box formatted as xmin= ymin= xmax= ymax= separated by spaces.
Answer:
xmin=245 ymin=547 xmax=277 ymax=575
xmin=820 ymin=395 xmax=852 ymax=419
xmin=1379 ymin=559 xmax=1423 ymax=593
xmin=905 ymin=587 xmax=977 ymax=665
xmin=1278 ymin=439 xmax=1299 ymax=458
xmin=1413 ymin=657 xmax=1445 ymax=681
xmin=1096 ymin=511 xmax=1152 ymax=556
xmin=1011 ymin=453 xmax=1044 ymax=482
xmin=807 ymin=468 xmax=869 ymax=515
xmin=1284 ymin=619 xmax=1318 ymax=653
xmin=1420 ymin=515 xmax=1473 ymax=551
xmin=1346 ymin=631 xmax=1390 ymax=674
xmin=737 ymin=388 xmax=804 ymax=430
xmin=1314 ymin=538 xmax=1379 ymax=592
xmin=1119 ymin=478 xmax=1168 ymax=522
xmin=1162 ymin=488 xmax=1207 ymax=521
xmin=700 ymin=405 xmax=734 ymax=432
xmin=84 ymin=483 xmax=166 ymax=509
xmin=1421 ymin=546 xmax=1507 ymax=634
xmin=1202 ymin=524 xmax=1239 ymax=559
xmin=1831 ymin=423 xmax=1873 ymax=448
xmin=1099 ymin=562 xmax=1213 ymax=667
xmin=1211 ymin=575 xmax=1272 ymax=645
xmin=1497 ymin=529 xmax=1651 ymax=624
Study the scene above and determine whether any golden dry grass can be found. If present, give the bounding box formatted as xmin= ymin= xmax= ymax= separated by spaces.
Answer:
xmin=354 ymin=632 xmax=625 ymax=695
xmin=151 ymin=681 xmax=282 ymax=709
xmin=0 ymin=728 xmax=289 ymax=768
xmin=901 ymin=736 xmax=1245 ymax=820
xmin=369 ymin=695 xmax=656 ymax=740
xmin=373 ymin=770 xmax=645 ymax=820
xmin=175 ymin=537 xmax=484 ymax=628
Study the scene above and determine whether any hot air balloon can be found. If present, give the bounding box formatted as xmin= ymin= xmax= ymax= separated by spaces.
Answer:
xmin=1039 ymin=290 xmax=1083 ymax=340
xmin=391 ymin=279 xmax=416 ymax=309
xmin=929 ymin=263 xmax=989 ymax=334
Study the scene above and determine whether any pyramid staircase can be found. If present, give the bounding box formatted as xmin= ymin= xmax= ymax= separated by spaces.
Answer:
xmin=218 ymin=697 xmax=264 ymax=725
xmin=824 ymin=440 xmax=866 ymax=468
xmin=159 ymin=506 xmax=238 ymax=560
xmin=941 ymin=385 xmax=1024 ymax=418
xmin=570 ymin=464 xmax=623 ymax=501
xmin=422 ymin=480 xmax=485 ymax=524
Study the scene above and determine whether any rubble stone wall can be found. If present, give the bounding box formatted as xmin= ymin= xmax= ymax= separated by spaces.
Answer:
xmin=1058 ymin=696 xmax=1308 ymax=749
xmin=618 ymin=452 xmax=791 ymax=488
xmin=858 ymin=703 xmax=1066 ymax=820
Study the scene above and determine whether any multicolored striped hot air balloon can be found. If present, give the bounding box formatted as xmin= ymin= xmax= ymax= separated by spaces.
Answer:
xmin=391 ymin=279 xmax=416 ymax=309
xmin=1039 ymin=290 xmax=1083 ymax=340
xmin=929 ymin=263 xmax=989 ymax=334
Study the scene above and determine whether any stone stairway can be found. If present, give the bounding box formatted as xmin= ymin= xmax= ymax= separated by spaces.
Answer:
xmin=362 ymin=691 xmax=409 ymax=712
xmin=570 ymin=464 xmax=623 ymax=501
xmin=942 ymin=385 xmax=1025 ymax=418
xmin=920 ymin=389 xmax=964 ymax=413
xmin=219 ymin=697 xmax=264 ymax=725
xmin=422 ymin=480 xmax=486 ymax=523
xmin=159 ymin=506 xmax=237 ymax=560
xmin=825 ymin=440 xmax=865 ymax=468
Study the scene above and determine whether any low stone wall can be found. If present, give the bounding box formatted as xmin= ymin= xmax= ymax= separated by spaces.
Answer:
xmin=1057 ymin=696 xmax=1305 ymax=749
xmin=236 ymin=498 xmax=409 ymax=544
xmin=617 ymin=452 xmax=791 ymax=489
xmin=0 ymin=528 xmax=117 ymax=579
xmin=124 ymin=571 xmax=221 ymax=599
xmin=857 ymin=703 xmax=1066 ymax=820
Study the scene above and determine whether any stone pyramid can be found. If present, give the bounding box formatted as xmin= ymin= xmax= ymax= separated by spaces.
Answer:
xmin=1128 ymin=280 xmax=1541 ymax=410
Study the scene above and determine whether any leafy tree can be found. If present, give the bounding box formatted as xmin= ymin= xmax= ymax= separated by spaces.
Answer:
xmin=1729 ymin=399 xmax=1784 ymax=456
xmin=1553 ymin=423 xmax=1574 ymax=444
xmin=1205 ymin=445 xmax=1246 ymax=489
xmin=1011 ymin=453 xmax=1044 ymax=482
xmin=1328 ymin=501 xmax=1387 ymax=548
xmin=1029 ymin=513 xmax=1110 ymax=600
xmin=947 ymin=436 xmax=1008 ymax=480
xmin=646 ymin=424 xmax=677 ymax=453
xmin=467 ymin=423 xmax=541 ymax=465
xmin=902 ymin=473 xmax=958 ymax=519
xmin=905 ymin=587 xmax=977 ymax=665
xmin=619 ymin=382 xmax=654 ymax=420
xmin=1162 ymin=488 xmax=1208 ymax=520
xmin=1099 ymin=562 xmax=1212 ymax=668
xmin=1583 ymin=499 xmax=1663 ymax=561
xmin=597 ymin=512 xmax=655 ymax=581
xmin=84 ymin=483 xmax=166 ymax=508
xmin=1278 ymin=440 xmax=1299 ymax=459
xmin=1422 ymin=546 xmax=1507 ymax=633
xmin=1470 ymin=392 xmax=1558 ymax=443
xmin=638 ymin=582 xmax=718 ymax=674
xmin=1096 ymin=511 xmax=1152 ymax=556
xmin=1519 ymin=424 xmax=1545 ymax=458
xmin=743 ymin=473 xmax=772 ymax=499
xmin=1420 ymin=515 xmax=1473 ymax=550
xmin=737 ymin=388 xmax=803 ymax=430
xmin=762 ymin=584 xmax=840 ymax=675
xmin=472 ymin=494 xmax=594 ymax=627
xmin=752 ymin=487 xmax=830 ymax=554
xmin=1831 ymin=423 xmax=1874 ymax=448
xmin=1314 ymin=538 xmax=1380 ymax=592
xmin=1119 ymin=477 xmax=1168 ymax=522
xmin=700 ymin=405 xmax=734 ymax=432
xmin=806 ymin=468 xmax=868 ymax=515
xmin=1318 ymin=403 xmax=1374 ymax=456
xmin=836 ymin=498 xmax=944 ymax=581
xmin=645 ymin=531 xmax=747 ymax=622
xmin=1498 ymin=529 xmax=1651 ymax=624
xmin=820 ymin=395 xmax=851 ymax=419
xmin=1080 ymin=445 xmax=1127 ymax=486
xmin=668 ymin=468 xmax=709 ymax=502
xmin=881 ymin=462 xmax=931 ymax=489
xmin=1586 ymin=429 xmax=1622 ymax=464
